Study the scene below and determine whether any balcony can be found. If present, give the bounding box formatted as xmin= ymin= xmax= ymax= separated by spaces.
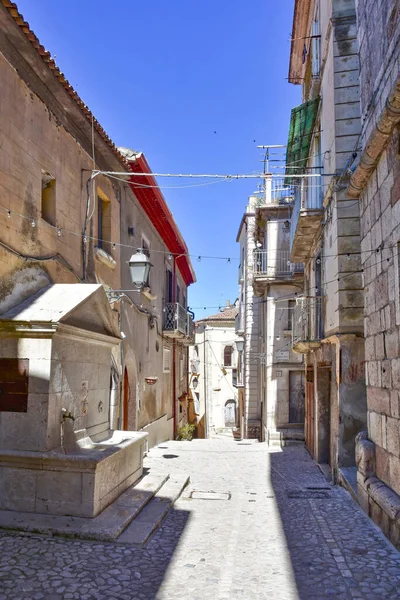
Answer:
xmin=290 ymin=175 xmax=324 ymax=263
xmin=253 ymin=249 xmax=303 ymax=295
xmin=292 ymin=296 xmax=323 ymax=354
xmin=163 ymin=302 xmax=194 ymax=342
xmin=256 ymin=178 xmax=295 ymax=207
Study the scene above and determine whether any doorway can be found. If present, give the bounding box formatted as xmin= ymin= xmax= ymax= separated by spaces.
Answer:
xmin=305 ymin=368 xmax=315 ymax=457
xmin=289 ymin=370 xmax=305 ymax=424
xmin=224 ymin=400 xmax=237 ymax=427
xmin=123 ymin=367 xmax=129 ymax=430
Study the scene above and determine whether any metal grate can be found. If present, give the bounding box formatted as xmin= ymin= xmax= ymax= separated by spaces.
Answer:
xmin=287 ymin=487 xmax=331 ymax=499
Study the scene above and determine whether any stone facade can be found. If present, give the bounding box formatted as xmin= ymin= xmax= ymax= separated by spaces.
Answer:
xmin=236 ymin=198 xmax=262 ymax=439
xmin=0 ymin=2 xmax=195 ymax=458
xmin=252 ymin=181 xmax=305 ymax=446
xmin=0 ymin=0 xmax=195 ymax=520
xmin=190 ymin=305 xmax=239 ymax=435
xmin=288 ymin=0 xmax=367 ymax=476
xmin=346 ymin=0 xmax=400 ymax=546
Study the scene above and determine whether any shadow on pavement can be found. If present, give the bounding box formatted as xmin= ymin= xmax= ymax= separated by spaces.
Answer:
xmin=0 ymin=504 xmax=191 ymax=600
xmin=269 ymin=446 xmax=350 ymax=600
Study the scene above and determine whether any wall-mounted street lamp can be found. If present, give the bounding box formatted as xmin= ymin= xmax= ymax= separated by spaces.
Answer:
xmin=192 ymin=376 xmax=199 ymax=390
xmin=235 ymin=337 xmax=245 ymax=353
xmin=107 ymin=249 xmax=152 ymax=299
xmin=128 ymin=249 xmax=152 ymax=288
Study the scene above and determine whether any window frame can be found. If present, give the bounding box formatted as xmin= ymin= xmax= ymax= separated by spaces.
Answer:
xmin=223 ymin=345 xmax=234 ymax=368
xmin=163 ymin=347 xmax=171 ymax=373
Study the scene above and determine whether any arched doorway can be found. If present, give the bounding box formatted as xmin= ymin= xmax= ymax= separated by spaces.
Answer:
xmin=123 ymin=367 xmax=130 ymax=430
xmin=225 ymin=400 xmax=236 ymax=427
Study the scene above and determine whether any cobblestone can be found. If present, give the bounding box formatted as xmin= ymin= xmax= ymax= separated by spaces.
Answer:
xmin=0 ymin=438 xmax=400 ymax=598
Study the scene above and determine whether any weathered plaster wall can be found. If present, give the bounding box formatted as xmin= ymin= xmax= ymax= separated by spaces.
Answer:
xmin=264 ymin=284 xmax=304 ymax=439
xmin=0 ymin=48 xmax=121 ymax=312
xmin=243 ymin=198 xmax=261 ymax=437
xmin=119 ymin=183 xmax=189 ymax=443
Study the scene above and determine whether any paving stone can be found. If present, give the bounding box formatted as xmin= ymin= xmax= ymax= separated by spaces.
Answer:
xmin=0 ymin=438 xmax=399 ymax=599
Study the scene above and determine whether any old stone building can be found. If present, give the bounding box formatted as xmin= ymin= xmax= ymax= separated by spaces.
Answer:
xmin=252 ymin=177 xmax=305 ymax=446
xmin=236 ymin=196 xmax=262 ymax=439
xmin=0 ymin=0 xmax=194 ymax=517
xmin=234 ymin=177 xmax=305 ymax=444
xmin=117 ymin=149 xmax=195 ymax=447
xmin=190 ymin=303 xmax=239 ymax=437
xmin=287 ymin=0 xmax=367 ymax=476
xmin=347 ymin=0 xmax=400 ymax=546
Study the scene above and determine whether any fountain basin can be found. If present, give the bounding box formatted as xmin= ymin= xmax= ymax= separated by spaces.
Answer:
xmin=0 ymin=430 xmax=147 ymax=517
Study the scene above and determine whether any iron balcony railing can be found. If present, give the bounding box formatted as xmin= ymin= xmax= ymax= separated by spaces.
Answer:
xmin=253 ymin=249 xmax=303 ymax=277
xmin=292 ymin=296 xmax=323 ymax=347
xmin=163 ymin=302 xmax=188 ymax=335
xmin=290 ymin=168 xmax=323 ymax=253
xmin=256 ymin=178 xmax=295 ymax=206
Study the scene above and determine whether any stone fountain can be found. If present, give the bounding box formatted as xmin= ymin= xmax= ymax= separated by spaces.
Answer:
xmin=0 ymin=284 xmax=147 ymax=517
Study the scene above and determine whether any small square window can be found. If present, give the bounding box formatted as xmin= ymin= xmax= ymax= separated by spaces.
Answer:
xmin=41 ymin=170 xmax=56 ymax=226
xmin=97 ymin=196 xmax=111 ymax=253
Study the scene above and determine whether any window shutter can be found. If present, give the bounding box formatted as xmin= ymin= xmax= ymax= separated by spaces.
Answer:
xmin=163 ymin=348 xmax=171 ymax=373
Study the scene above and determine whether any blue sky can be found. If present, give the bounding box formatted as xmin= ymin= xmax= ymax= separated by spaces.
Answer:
xmin=16 ymin=0 xmax=300 ymax=318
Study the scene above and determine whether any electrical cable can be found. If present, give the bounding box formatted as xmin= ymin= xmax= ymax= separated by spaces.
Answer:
xmin=0 ymin=202 xmax=377 ymax=262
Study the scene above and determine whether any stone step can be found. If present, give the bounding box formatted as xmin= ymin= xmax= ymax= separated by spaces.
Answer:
xmin=117 ymin=474 xmax=190 ymax=545
xmin=0 ymin=471 xmax=169 ymax=542
xmin=281 ymin=440 xmax=305 ymax=447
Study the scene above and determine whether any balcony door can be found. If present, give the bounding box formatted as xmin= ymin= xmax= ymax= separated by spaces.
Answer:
xmin=166 ymin=268 xmax=174 ymax=303
xmin=315 ymin=254 xmax=323 ymax=339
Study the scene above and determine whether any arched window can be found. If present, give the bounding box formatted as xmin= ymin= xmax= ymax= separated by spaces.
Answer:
xmin=224 ymin=346 xmax=233 ymax=367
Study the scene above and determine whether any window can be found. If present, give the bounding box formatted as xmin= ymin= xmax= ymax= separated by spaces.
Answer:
xmin=0 ymin=358 xmax=29 ymax=412
xmin=224 ymin=346 xmax=233 ymax=367
xmin=41 ymin=170 xmax=56 ymax=226
xmin=176 ymin=284 xmax=181 ymax=305
xmin=163 ymin=347 xmax=171 ymax=373
xmin=166 ymin=268 xmax=174 ymax=302
xmin=311 ymin=14 xmax=320 ymax=78
xmin=97 ymin=195 xmax=111 ymax=253
xmin=288 ymin=299 xmax=296 ymax=330
xmin=180 ymin=357 xmax=184 ymax=380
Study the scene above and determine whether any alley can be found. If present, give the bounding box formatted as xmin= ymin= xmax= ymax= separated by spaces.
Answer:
xmin=0 ymin=438 xmax=400 ymax=600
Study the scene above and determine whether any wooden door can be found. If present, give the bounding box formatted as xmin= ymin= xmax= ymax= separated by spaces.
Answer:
xmin=305 ymin=368 xmax=315 ymax=457
xmin=289 ymin=371 xmax=305 ymax=424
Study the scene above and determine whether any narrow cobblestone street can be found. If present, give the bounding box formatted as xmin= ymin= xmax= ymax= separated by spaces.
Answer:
xmin=1 ymin=438 xmax=400 ymax=600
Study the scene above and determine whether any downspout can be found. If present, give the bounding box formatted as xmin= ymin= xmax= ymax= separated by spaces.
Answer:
xmin=203 ymin=327 xmax=208 ymax=438
xmin=172 ymin=256 xmax=177 ymax=439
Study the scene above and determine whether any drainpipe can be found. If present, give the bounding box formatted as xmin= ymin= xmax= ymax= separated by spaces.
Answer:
xmin=172 ymin=255 xmax=178 ymax=439
xmin=203 ymin=327 xmax=208 ymax=438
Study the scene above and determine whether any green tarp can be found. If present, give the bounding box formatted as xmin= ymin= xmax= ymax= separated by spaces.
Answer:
xmin=285 ymin=97 xmax=320 ymax=183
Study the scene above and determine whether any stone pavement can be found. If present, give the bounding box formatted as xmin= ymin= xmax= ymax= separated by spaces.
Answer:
xmin=1 ymin=438 xmax=400 ymax=599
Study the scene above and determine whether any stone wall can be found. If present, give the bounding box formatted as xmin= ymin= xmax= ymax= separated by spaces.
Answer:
xmin=0 ymin=45 xmax=122 ymax=311
xmin=353 ymin=0 xmax=400 ymax=545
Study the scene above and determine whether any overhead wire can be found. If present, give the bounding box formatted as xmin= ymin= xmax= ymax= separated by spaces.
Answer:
xmin=1 ymin=202 xmax=372 ymax=262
